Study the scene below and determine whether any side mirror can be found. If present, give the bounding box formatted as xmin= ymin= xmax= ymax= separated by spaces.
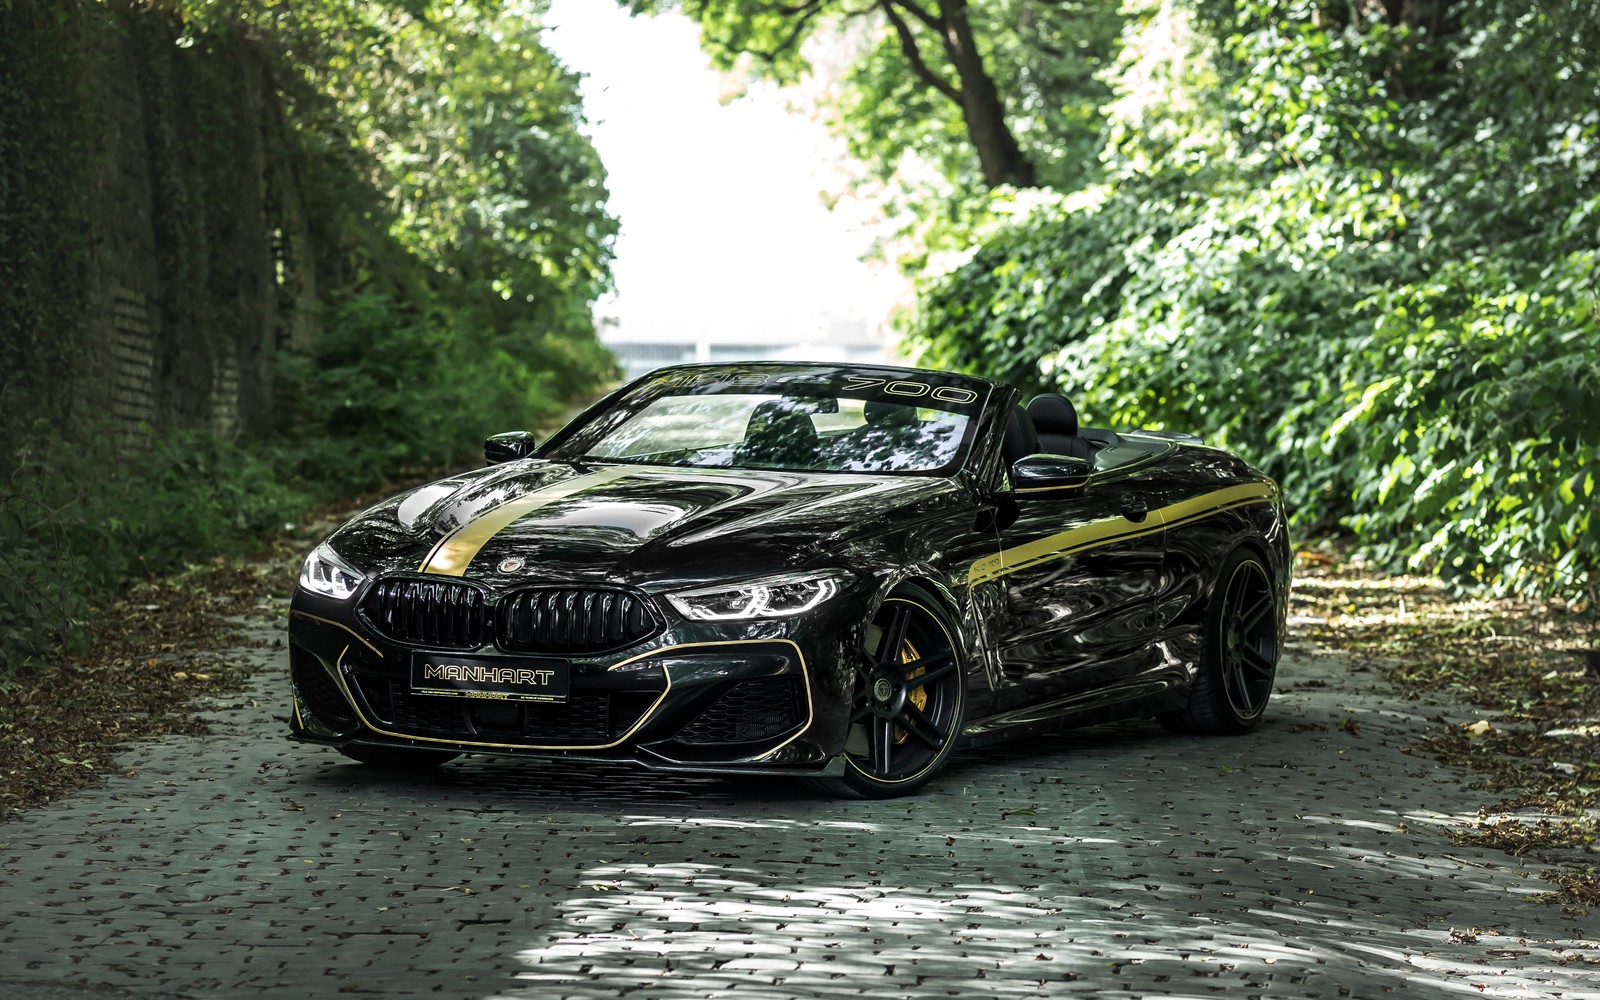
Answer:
xmin=1011 ymin=454 xmax=1092 ymax=492
xmin=485 ymin=431 xmax=537 ymax=464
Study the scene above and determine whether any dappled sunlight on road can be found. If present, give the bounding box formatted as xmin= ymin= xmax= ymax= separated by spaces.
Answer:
xmin=504 ymin=831 xmax=1600 ymax=999
xmin=4 ymin=643 xmax=1599 ymax=999
xmin=487 ymin=669 xmax=1600 ymax=998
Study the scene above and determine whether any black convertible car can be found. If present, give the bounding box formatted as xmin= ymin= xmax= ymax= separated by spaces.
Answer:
xmin=289 ymin=362 xmax=1288 ymax=797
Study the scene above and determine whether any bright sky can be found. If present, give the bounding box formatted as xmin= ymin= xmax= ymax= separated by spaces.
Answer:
xmin=541 ymin=0 xmax=900 ymax=350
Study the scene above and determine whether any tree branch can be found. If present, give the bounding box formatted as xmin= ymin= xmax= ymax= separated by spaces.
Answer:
xmin=883 ymin=0 xmax=943 ymax=33
xmin=747 ymin=0 xmax=829 ymax=63
xmin=878 ymin=0 xmax=962 ymax=103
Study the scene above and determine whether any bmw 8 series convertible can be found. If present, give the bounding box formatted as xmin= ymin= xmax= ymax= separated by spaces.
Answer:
xmin=288 ymin=362 xmax=1289 ymax=797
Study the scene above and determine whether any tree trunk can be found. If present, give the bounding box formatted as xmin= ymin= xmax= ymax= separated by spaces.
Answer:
xmin=935 ymin=0 xmax=1036 ymax=188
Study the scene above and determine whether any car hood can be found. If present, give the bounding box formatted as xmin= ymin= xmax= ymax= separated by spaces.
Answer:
xmin=332 ymin=460 xmax=960 ymax=589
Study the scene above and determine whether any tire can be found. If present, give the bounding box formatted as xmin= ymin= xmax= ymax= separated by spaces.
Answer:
xmin=809 ymin=584 xmax=967 ymax=799
xmin=1160 ymin=547 xmax=1279 ymax=735
xmin=339 ymin=743 xmax=461 ymax=770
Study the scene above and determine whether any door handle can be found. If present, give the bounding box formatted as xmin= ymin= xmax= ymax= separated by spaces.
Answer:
xmin=1120 ymin=498 xmax=1149 ymax=523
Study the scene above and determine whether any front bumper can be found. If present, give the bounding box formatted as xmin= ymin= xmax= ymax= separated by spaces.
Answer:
xmin=286 ymin=585 xmax=860 ymax=776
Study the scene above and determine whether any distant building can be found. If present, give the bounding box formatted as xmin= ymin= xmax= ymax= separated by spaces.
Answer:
xmin=602 ymin=315 xmax=894 ymax=382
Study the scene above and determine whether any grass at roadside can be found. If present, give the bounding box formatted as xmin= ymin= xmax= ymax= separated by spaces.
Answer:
xmin=0 ymin=476 xmax=438 ymax=822
xmin=0 ymin=540 xmax=302 ymax=819
xmin=1293 ymin=540 xmax=1600 ymax=910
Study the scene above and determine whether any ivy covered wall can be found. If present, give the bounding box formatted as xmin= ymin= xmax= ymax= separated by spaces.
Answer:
xmin=0 ymin=0 xmax=620 ymax=673
xmin=1 ymin=0 xmax=312 ymax=456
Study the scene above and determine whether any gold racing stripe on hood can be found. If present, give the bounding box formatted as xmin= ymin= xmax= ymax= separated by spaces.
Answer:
xmin=418 ymin=466 xmax=637 ymax=576
xmin=967 ymin=481 xmax=1278 ymax=587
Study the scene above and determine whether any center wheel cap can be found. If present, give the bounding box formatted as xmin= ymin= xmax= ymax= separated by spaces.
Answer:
xmin=872 ymin=677 xmax=894 ymax=703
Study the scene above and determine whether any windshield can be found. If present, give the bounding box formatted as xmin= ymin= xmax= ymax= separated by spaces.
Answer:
xmin=545 ymin=367 xmax=987 ymax=476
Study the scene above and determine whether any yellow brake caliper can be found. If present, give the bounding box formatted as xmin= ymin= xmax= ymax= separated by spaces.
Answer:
xmin=896 ymin=638 xmax=929 ymax=745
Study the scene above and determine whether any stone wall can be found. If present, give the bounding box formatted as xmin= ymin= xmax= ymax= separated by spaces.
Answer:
xmin=3 ymin=0 xmax=311 ymax=446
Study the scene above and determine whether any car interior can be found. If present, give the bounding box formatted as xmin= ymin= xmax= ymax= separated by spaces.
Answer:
xmin=1004 ymin=393 xmax=1170 ymax=476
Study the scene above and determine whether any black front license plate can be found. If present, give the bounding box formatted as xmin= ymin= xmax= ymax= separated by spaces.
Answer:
xmin=410 ymin=653 xmax=570 ymax=704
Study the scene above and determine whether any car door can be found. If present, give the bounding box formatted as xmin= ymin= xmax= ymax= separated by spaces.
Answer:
xmin=977 ymin=450 xmax=1174 ymax=710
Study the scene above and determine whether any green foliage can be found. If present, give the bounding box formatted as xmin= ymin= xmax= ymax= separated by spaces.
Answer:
xmin=829 ymin=0 xmax=1124 ymax=194
xmin=0 ymin=426 xmax=305 ymax=673
xmin=263 ymin=2 xmax=621 ymax=496
xmin=905 ymin=0 xmax=1600 ymax=600
xmin=625 ymin=0 xmax=819 ymax=80
xmin=0 ymin=0 xmax=100 ymax=432
xmin=272 ymin=291 xmax=603 ymax=495
xmin=1339 ymin=248 xmax=1600 ymax=598
xmin=0 ymin=0 xmax=621 ymax=677
xmin=326 ymin=3 xmax=617 ymax=312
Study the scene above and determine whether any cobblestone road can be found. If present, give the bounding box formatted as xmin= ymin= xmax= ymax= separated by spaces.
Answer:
xmin=3 ymin=620 xmax=1598 ymax=999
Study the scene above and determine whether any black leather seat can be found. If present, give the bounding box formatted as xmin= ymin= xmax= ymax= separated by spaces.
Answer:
xmin=736 ymin=400 xmax=819 ymax=467
xmin=1026 ymin=394 xmax=1095 ymax=462
xmin=864 ymin=399 xmax=918 ymax=428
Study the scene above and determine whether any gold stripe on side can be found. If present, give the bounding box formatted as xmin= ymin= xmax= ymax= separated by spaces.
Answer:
xmin=334 ymin=638 xmax=812 ymax=754
xmin=968 ymin=514 xmax=1152 ymax=586
xmin=418 ymin=466 xmax=636 ymax=576
xmin=967 ymin=481 xmax=1277 ymax=587
xmin=1154 ymin=482 xmax=1277 ymax=528
xmin=1013 ymin=482 xmax=1087 ymax=494
xmin=290 ymin=610 xmax=384 ymax=659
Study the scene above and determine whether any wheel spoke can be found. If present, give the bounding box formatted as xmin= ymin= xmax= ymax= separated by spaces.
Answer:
xmin=878 ymin=604 xmax=912 ymax=666
xmin=1239 ymin=593 xmax=1274 ymax=633
xmin=898 ymin=649 xmax=954 ymax=683
xmin=849 ymin=703 xmax=875 ymax=724
xmin=1242 ymin=644 xmax=1276 ymax=678
xmin=910 ymin=660 xmax=958 ymax=687
xmin=1228 ymin=661 xmax=1255 ymax=713
xmin=871 ymin=716 xmax=895 ymax=775
xmin=897 ymin=704 xmax=947 ymax=750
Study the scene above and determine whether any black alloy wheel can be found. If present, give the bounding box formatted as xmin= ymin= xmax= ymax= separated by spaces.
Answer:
xmin=1162 ymin=547 xmax=1279 ymax=735
xmin=815 ymin=585 xmax=966 ymax=798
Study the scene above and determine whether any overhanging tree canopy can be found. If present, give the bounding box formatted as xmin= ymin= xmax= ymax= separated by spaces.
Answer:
xmin=626 ymin=0 xmax=1043 ymax=188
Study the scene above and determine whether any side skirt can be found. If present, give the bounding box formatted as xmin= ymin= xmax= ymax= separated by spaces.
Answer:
xmin=957 ymin=674 xmax=1190 ymax=749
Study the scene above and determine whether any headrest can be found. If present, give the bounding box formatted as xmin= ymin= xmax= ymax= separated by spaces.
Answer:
xmin=864 ymin=399 xmax=918 ymax=427
xmin=1026 ymin=393 xmax=1079 ymax=437
xmin=748 ymin=399 xmax=815 ymax=436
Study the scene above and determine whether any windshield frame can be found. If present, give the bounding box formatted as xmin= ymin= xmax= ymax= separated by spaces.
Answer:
xmin=540 ymin=363 xmax=996 ymax=478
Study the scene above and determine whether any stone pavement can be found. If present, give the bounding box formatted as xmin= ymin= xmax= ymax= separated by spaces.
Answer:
xmin=2 ymin=622 xmax=1598 ymax=1000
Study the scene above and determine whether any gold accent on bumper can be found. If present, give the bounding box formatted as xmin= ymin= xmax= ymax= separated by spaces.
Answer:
xmin=290 ymin=610 xmax=385 ymax=659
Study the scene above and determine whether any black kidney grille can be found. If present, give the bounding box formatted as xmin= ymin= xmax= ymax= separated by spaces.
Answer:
xmin=497 ymin=588 xmax=660 ymax=655
xmin=362 ymin=578 xmax=488 ymax=649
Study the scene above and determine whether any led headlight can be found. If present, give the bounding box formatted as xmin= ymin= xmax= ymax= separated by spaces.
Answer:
xmin=299 ymin=541 xmax=366 ymax=601
xmin=667 ymin=573 xmax=839 ymax=621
